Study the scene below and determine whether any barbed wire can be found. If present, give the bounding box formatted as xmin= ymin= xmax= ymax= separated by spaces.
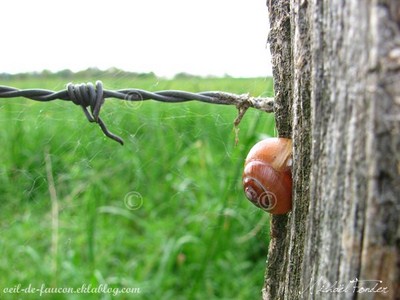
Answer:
xmin=0 ymin=80 xmax=275 ymax=145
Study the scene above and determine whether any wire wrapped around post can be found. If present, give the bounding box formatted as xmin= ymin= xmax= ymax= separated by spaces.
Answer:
xmin=0 ymin=81 xmax=275 ymax=145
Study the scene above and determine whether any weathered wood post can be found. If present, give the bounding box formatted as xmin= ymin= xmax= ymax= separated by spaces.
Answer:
xmin=264 ymin=1 xmax=400 ymax=299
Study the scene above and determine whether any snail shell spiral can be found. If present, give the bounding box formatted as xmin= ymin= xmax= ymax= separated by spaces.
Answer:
xmin=242 ymin=138 xmax=292 ymax=214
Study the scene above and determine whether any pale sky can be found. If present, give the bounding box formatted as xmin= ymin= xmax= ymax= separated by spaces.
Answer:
xmin=0 ymin=0 xmax=272 ymax=78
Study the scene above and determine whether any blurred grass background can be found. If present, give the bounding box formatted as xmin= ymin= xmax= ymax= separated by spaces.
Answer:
xmin=0 ymin=73 xmax=275 ymax=299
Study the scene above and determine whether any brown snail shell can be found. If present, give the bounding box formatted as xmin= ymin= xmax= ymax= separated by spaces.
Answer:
xmin=242 ymin=138 xmax=292 ymax=214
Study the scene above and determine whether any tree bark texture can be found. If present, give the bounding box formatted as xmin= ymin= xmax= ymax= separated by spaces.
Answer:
xmin=264 ymin=1 xmax=400 ymax=299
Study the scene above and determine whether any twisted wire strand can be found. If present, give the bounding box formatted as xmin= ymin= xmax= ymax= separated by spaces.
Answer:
xmin=0 ymin=80 xmax=275 ymax=145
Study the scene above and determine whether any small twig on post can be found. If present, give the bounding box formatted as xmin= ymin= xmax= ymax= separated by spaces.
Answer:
xmin=233 ymin=97 xmax=251 ymax=146
xmin=0 ymin=81 xmax=275 ymax=144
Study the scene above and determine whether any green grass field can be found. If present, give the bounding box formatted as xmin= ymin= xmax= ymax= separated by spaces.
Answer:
xmin=0 ymin=75 xmax=275 ymax=299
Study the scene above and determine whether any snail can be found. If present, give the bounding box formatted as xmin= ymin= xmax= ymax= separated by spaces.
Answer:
xmin=242 ymin=138 xmax=293 ymax=214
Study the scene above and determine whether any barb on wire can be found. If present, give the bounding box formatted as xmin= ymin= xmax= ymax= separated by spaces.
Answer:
xmin=0 ymin=81 xmax=275 ymax=145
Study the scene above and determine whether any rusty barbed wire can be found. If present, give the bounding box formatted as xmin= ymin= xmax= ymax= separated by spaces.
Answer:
xmin=0 ymin=80 xmax=275 ymax=145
